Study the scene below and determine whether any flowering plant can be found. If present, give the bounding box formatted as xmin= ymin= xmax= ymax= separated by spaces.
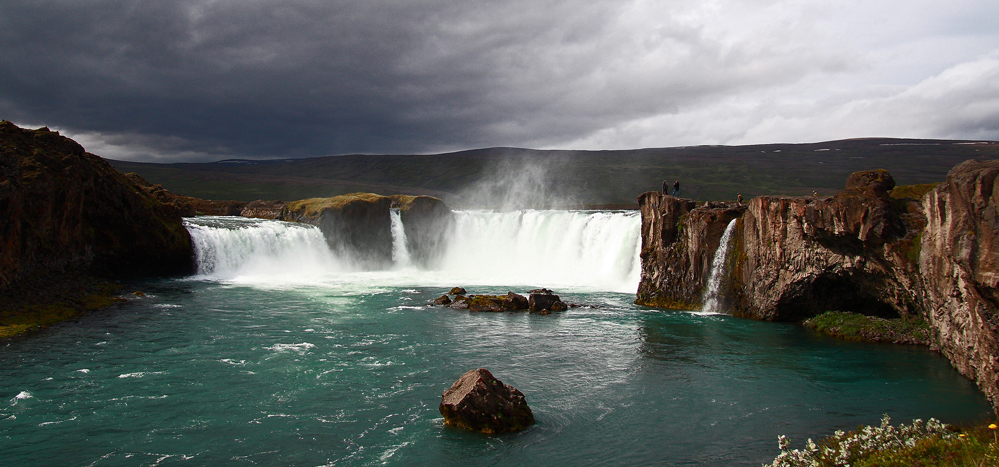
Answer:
xmin=764 ymin=415 xmax=953 ymax=467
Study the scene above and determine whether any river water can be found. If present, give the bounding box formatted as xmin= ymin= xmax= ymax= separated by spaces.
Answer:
xmin=0 ymin=212 xmax=992 ymax=466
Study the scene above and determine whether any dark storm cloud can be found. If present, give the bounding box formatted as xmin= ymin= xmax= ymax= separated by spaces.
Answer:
xmin=2 ymin=0 xmax=998 ymax=162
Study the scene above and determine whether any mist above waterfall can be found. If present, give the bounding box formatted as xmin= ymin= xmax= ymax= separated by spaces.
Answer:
xmin=451 ymin=155 xmax=583 ymax=210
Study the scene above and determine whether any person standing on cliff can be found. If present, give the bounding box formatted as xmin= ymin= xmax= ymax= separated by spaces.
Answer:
xmin=672 ymin=180 xmax=680 ymax=197
xmin=662 ymin=180 xmax=669 ymax=195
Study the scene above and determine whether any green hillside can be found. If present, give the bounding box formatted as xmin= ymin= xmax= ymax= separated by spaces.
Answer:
xmin=109 ymin=139 xmax=999 ymax=209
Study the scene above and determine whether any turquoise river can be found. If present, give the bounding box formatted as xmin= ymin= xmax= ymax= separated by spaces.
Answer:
xmin=1 ymin=212 xmax=992 ymax=466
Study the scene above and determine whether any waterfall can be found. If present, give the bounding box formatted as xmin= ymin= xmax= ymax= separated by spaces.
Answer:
xmin=389 ymin=209 xmax=412 ymax=268
xmin=440 ymin=210 xmax=642 ymax=292
xmin=183 ymin=210 xmax=642 ymax=292
xmin=700 ymin=219 xmax=738 ymax=314
xmin=184 ymin=216 xmax=343 ymax=283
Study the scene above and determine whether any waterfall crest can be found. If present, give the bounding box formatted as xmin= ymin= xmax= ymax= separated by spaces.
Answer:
xmin=700 ymin=219 xmax=738 ymax=314
xmin=184 ymin=210 xmax=642 ymax=292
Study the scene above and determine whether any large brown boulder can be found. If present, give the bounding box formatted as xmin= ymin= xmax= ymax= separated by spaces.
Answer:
xmin=439 ymin=368 xmax=535 ymax=434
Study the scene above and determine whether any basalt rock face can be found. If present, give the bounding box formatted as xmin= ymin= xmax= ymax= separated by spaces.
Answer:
xmin=732 ymin=171 xmax=922 ymax=322
xmin=240 ymin=199 xmax=285 ymax=219
xmin=0 ymin=121 xmax=195 ymax=294
xmin=391 ymin=195 xmax=456 ymax=268
xmin=635 ymin=194 xmax=744 ymax=310
xmin=281 ymin=193 xmax=395 ymax=267
xmin=920 ymin=159 xmax=999 ymax=409
xmin=280 ymin=193 xmax=454 ymax=268
xmin=636 ymin=162 xmax=999 ymax=411
xmin=439 ymin=368 xmax=535 ymax=434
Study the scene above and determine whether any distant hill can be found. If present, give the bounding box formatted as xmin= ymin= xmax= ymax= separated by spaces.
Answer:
xmin=109 ymin=138 xmax=999 ymax=209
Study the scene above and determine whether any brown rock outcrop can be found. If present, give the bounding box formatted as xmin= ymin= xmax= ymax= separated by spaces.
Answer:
xmin=636 ymin=195 xmax=745 ymax=310
xmin=920 ymin=159 xmax=999 ymax=410
xmin=0 ymin=121 xmax=194 ymax=314
xmin=240 ymin=199 xmax=285 ymax=219
xmin=391 ymin=195 xmax=456 ymax=268
xmin=280 ymin=193 xmax=453 ymax=269
xmin=636 ymin=162 xmax=999 ymax=411
xmin=528 ymin=292 xmax=568 ymax=313
xmin=439 ymin=368 xmax=535 ymax=434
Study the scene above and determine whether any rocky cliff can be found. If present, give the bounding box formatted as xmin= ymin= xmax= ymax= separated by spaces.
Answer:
xmin=280 ymin=193 xmax=454 ymax=268
xmin=920 ymin=159 xmax=999 ymax=411
xmin=636 ymin=160 xmax=999 ymax=410
xmin=0 ymin=121 xmax=195 ymax=322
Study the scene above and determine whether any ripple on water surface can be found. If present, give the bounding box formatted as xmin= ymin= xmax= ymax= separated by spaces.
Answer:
xmin=0 ymin=282 xmax=992 ymax=466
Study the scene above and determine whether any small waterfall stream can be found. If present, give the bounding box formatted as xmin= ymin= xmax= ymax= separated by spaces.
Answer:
xmin=389 ymin=209 xmax=413 ymax=268
xmin=700 ymin=219 xmax=738 ymax=314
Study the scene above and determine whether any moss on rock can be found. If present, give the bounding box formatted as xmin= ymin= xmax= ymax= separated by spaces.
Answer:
xmin=804 ymin=311 xmax=932 ymax=346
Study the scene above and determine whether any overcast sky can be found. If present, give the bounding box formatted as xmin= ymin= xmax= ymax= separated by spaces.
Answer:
xmin=2 ymin=0 xmax=997 ymax=162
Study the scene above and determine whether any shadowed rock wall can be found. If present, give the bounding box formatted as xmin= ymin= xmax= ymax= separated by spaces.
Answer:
xmin=0 ymin=121 xmax=195 ymax=296
xmin=636 ymin=161 xmax=999 ymax=411
xmin=280 ymin=193 xmax=454 ymax=269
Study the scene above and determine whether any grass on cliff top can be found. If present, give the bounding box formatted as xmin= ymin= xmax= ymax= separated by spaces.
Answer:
xmin=284 ymin=192 xmax=388 ymax=217
xmin=890 ymin=183 xmax=940 ymax=200
xmin=804 ymin=311 xmax=932 ymax=346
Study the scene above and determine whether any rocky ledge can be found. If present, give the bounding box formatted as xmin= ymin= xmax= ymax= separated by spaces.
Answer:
xmin=280 ymin=193 xmax=455 ymax=268
xmin=635 ymin=159 xmax=999 ymax=411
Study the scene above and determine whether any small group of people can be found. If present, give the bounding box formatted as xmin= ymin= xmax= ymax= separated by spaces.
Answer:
xmin=661 ymin=179 xmax=680 ymax=197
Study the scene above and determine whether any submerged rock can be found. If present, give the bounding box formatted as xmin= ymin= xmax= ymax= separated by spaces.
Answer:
xmin=439 ymin=368 xmax=535 ymax=434
xmin=528 ymin=293 xmax=567 ymax=313
xmin=503 ymin=292 xmax=529 ymax=310
xmin=432 ymin=295 xmax=452 ymax=306
xmin=448 ymin=295 xmax=469 ymax=309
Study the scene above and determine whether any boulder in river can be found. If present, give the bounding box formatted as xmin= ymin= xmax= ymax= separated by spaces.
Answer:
xmin=529 ymin=293 xmax=567 ymax=313
xmin=432 ymin=295 xmax=452 ymax=306
xmin=439 ymin=368 xmax=535 ymax=434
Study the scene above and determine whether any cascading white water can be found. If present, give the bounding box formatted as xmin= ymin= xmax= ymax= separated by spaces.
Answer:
xmin=700 ymin=219 xmax=738 ymax=314
xmin=440 ymin=210 xmax=642 ymax=292
xmin=389 ymin=209 xmax=412 ymax=268
xmin=183 ymin=210 xmax=642 ymax=293
xmin=184 ymin=216 xmax=344 ymax=285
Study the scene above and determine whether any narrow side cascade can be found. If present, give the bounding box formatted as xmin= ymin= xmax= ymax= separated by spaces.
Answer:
xmin=389 ymin=208 xmax=412 ymax=268
xmin=700 ymin=219 xmax=737 ymax=314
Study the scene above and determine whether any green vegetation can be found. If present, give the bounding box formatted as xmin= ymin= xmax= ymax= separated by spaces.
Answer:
xmin=766 ymin=416 xmax=999 ymax=467
xmin=804 ymin=311 xmax=932 ymax=345
xmin=0 ymin=281 xmax=124 ymax=338
xmin=890 ymin=182 xmax=940 ymax=200
xmin=108 ymin=139 xmax=999 ymax=207
xmin=284 ymin=192 xmax=388 ymax=217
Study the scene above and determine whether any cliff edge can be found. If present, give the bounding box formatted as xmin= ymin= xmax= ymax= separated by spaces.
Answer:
xmin=0 ymin=121 xmax=195 ymax=333
xmin=280 ymin=193 xmax=454 ymax=268
xmin=636 ymin=160 xmax=999 ymax=411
